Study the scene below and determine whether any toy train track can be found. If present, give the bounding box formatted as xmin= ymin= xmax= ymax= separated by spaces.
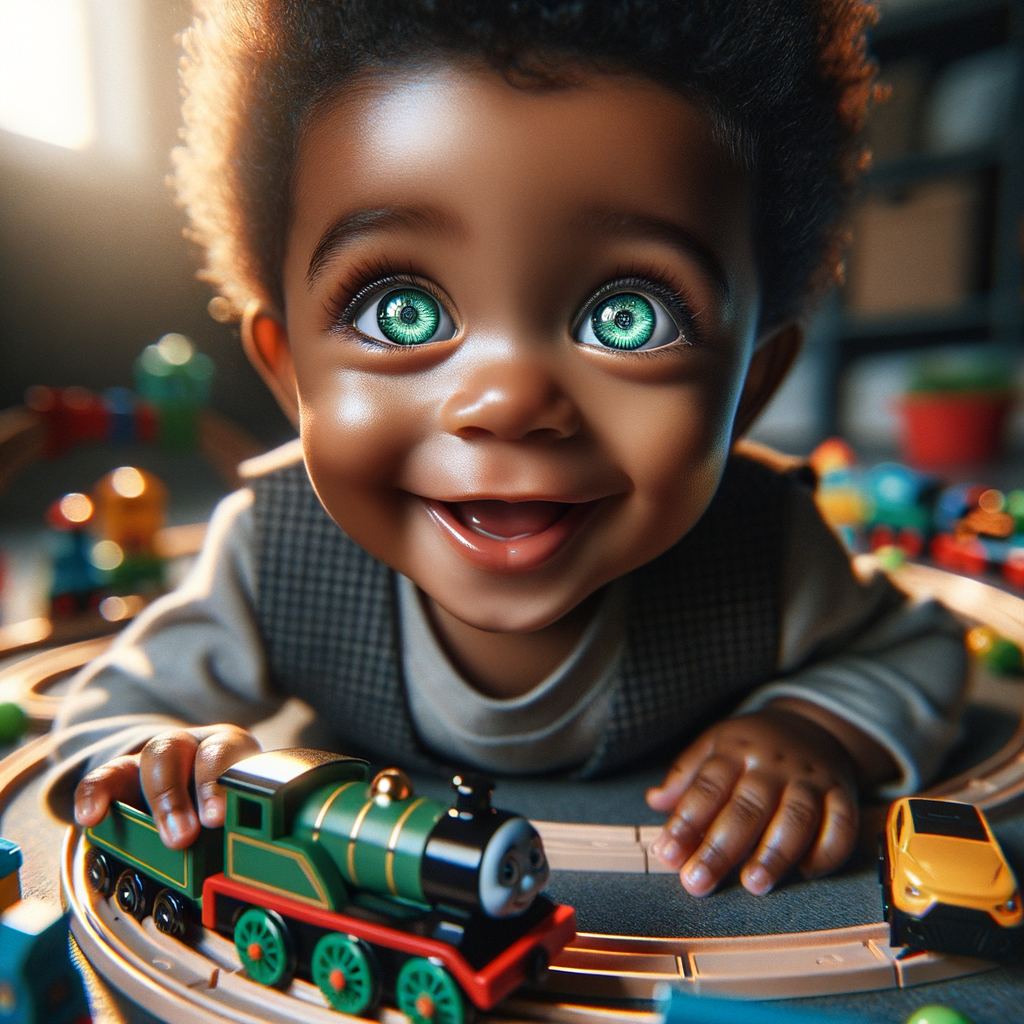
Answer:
xmin=0 ymin=563 xmax=1018 ymax=1020
xmin=61 ymin=823 xmax=990 ymax=1022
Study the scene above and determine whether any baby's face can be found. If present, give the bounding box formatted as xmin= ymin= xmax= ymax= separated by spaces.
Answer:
xmin=277 ymin=62 xmax=761 ymax=633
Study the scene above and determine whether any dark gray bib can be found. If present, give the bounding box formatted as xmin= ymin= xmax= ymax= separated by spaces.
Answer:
xmin=252 ymin=455 xmax=789 ymax=777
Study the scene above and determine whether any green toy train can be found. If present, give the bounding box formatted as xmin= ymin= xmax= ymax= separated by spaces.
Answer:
xmin=83 ymin=748 xmax=575 ymax=1023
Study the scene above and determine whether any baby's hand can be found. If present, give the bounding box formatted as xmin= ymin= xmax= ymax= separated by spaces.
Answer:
xmin=646 ymin=706 xmax=859 ymax=897
xmin=74 ymin=725 xmax=260 ymax=849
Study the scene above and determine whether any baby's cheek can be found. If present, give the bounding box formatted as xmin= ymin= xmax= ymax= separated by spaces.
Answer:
xmin=300 ymin=375 xmax=424 ymax=484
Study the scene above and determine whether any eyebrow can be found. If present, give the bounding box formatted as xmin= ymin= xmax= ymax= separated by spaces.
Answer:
xmin=570 ymin=209 xmax=732 ymax=301
xmin=305 ymin=206 xmax=463 ymax=286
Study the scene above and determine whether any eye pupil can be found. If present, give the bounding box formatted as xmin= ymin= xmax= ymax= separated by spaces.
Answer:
xmin=500 ymin=855 xmax=520 ymax=886
xmin=591 ymin=293 xmax=655 ymax=350
xmin=377 ymin=288 xmax=440 ymax=344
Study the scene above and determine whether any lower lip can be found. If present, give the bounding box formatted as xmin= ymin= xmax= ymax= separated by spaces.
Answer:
xmin=422 ymin=498 xmax=598 ymax=573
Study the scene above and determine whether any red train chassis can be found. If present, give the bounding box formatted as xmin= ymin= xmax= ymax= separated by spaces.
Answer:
xmin=202 ymin=873 xmax=576 ymax=1010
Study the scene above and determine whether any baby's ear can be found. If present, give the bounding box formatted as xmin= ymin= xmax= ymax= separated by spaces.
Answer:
xmin=731 ymin=323 xmax=802 ymax=439
xmin=241 ymin=305 xmax=300 ymax=427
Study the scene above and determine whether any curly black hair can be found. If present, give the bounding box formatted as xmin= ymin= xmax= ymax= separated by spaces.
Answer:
xmin=174 ymin=0 xmax=877 ymax=332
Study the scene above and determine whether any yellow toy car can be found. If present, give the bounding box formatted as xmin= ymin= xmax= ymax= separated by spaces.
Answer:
xmin=880 ymin=797 xmax=1022 ymax=959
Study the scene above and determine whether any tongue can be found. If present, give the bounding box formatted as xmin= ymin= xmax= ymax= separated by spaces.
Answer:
xmin=451 ymin=500 xmax=569 ymax=540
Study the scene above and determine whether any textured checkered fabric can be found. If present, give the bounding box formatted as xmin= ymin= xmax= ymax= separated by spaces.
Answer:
xmin=583 ymin=461 xmax=788 ymax=775
xmin=252 ymin=456 xmax=789 ymax=777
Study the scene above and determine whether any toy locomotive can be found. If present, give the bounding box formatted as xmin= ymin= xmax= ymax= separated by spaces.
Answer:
xmin=83 ymin=749 xmax=575 ymax=1023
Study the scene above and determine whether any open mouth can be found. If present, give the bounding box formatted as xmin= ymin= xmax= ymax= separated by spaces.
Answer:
xmin=448 ymin=499 xmax=572 ymax=540
xmin=422 ymin=497 xmax=598 ymax=572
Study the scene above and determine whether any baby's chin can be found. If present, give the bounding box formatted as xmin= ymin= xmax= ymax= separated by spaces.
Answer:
xmin=426 ymin=590 xmax=581 ymax=635
xmin=415 ymin=571 xmax=605 ymax=635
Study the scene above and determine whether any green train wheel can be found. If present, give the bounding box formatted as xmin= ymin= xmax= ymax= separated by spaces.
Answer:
xmin=396 ymin=957 xmax=469 ymax=1024
xmin=234 ymin=908 xmax=294 ymax=989
xmin=311 ymin=933 xmax=379 ymax=1014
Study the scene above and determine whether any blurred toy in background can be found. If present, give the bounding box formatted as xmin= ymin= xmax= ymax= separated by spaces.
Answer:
xmin=965 ymin=626 xmax=1024 ymax=678
xmin=656 ymin=984 xmax=975 ymax=1023
xmin=42 ymin=469 xmax=168 ymax=630
xmin=810 ymin=438 xmax=1024 ymax=591
xmin=134 ymin=333 xmax=214 ymax=452
xmin=861 ymin=462 xmax=940 ymax=558
xmin=45 ymin=493 xmax=102 ymax=618
xmin=903 ymin=1009 xmax=975 ymax=1024
xmin=22 ymin=332 xmax=211 ymax=460
xmin=24 ymin=385 xmax=154 ymax=462
xmin=90 ymin=467 xmax=167 ymax=595
xmin=656 ymin=983 xmax=864 ymax=1023
xmin=810 ymin=439 xmax=941 ymax=558
xmin=809 ymin=439 xmax=866 ymax=552
xmin=0 ymin=839 xmax=91 ymax=1024
xmin=931 ymin=486 xmax=1024 ymax=589
xmin=0 ymin=703 xmax=29 ymax=746
xmin=0 ymin=838 xmax=21 ymax=913
xmin=897 ymin=352 xmax=1016 ymax=472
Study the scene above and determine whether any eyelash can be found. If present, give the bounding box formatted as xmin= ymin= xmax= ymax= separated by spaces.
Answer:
xmin=323 ymin=261 xmax=703 ymax=347
xmin=322 ymin=260 xmax=445 ymax=335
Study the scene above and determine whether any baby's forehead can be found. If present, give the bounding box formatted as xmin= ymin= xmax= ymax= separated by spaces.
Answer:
xmin=287 ymin=63 xmax=755 ymax=297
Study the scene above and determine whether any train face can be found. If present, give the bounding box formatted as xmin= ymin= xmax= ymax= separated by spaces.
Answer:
xmin=478 ymin=815 xmax=549 ymax=917
xmin=293 ymin=768 xmax=549 ymax=918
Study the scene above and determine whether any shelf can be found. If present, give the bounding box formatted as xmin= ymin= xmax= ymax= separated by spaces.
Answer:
xmin=867 ymin=145 xmax=1000 ymax=188
xmin=835 ymin=296 xmax=995 ymax=360
xmin=873 ymin=0 xmax=1012 ymax=41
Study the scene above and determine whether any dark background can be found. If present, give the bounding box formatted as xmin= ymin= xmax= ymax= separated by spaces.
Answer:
xmin=0 ymin=1 xmax=293 ymax=448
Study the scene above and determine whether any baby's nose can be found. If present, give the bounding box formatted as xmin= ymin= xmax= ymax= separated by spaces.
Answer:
xmin=440 ymin=361 xmax=580 ymax=442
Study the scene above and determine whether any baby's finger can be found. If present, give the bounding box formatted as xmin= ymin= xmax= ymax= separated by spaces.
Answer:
xmin=799 ymin=784 xmax=858 ymax=879
xmin=646 ymin=734 xmax=716 ymax=812
xmin=140 ymin=731 xmax=201 ymax=849
xmin=650 ymin=754 xmax=742 ymax=870
xmin=194 ymin=728 xmax=261 ymax=827
xmin=74 ymin=755 xmax=143 ymax=827
xmin=740 ymin=780 xmax=822 ymax=895
xmin=679 ymin=772 xmax=780 ymax=896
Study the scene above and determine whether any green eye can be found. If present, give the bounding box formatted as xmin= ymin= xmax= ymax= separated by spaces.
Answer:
xmin=590 ymin=293 xmax=656 ymax=350
xmin=575 ymin=287 xmax=683 ymax=352
xmin=376 ymin=288 xmax=441 ymax=345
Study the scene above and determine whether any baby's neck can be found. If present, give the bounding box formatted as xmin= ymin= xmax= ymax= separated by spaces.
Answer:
xmin=423 ymin=591 xmax=603 ymax=700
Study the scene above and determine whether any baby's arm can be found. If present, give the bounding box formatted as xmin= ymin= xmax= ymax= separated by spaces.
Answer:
xmin=57 ymin=488 xmax=283 ymax=840
xmin=648 ymin=482 xmax=965 ymax=896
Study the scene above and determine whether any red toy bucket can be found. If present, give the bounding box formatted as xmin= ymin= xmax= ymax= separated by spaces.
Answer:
xmin=898 ymin=391 xmax=1014 ymax=470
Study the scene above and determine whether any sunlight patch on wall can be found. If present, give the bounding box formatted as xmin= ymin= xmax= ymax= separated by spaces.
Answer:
xmin=0 ymin=0 xmax=95 ymax=150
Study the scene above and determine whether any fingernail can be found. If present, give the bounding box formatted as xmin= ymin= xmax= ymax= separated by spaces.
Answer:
xmin=652 ymin=837 xmax=681 ymax=866
xmin=200 ymin=797 xmax=220 ymax=826
xmin=165 ymin=809 xmax=194 ymax=843
xmin=745 ymin=864 xmax=773 ymax=895
xmin=683 ymin=861 xmax=713 ymax=894
xmin=75 ymin=798 xmax=97 ymax=825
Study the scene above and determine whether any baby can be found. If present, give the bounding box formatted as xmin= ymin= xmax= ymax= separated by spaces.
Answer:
xmin=65 ymin=0 xmax=966 ymax=900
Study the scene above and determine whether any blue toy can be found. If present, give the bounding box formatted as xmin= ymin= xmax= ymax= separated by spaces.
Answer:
xmin=657 ymin=984 xmax=863 ymax=1024
xmin=0 ymin=839 xmax=91 ymax=1024
xmin=0 ymin=839 xmax=21 ymax=913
